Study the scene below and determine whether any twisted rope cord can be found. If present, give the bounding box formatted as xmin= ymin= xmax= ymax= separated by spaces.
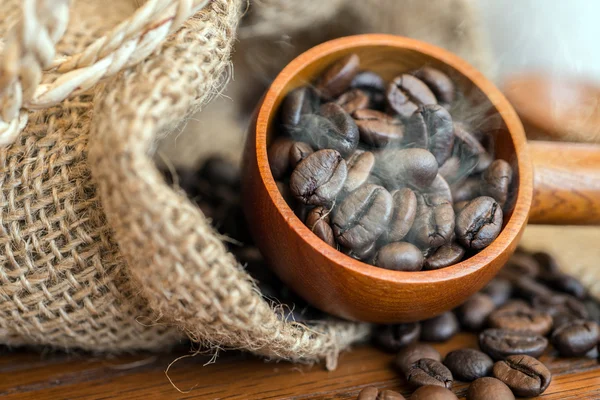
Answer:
xmin=0 ymin=0 xmax=209 ymax=146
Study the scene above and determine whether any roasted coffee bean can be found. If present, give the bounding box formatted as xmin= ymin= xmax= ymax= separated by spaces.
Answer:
xmin=373 ymin=323 xmax=421 ymax=352
xmin=538 ymin=272 xmax=587 ymax=299
xmin=396 ymin=343 xmax=442 ymax=375
xmin=493 ymin=300 xmax=529 ymax=314
xmin=510 ymin=276 xmax=554 ymax=301
xmin=353 ymin=109 xmax=404 ymax=146
xmin=333 ymin=184 xmax=393 ymax=249
xmin=421 ymin=312 xmax=459 ymax=342
xmin=386 ymin=74 xmax=437 ymax=119
xmin=453 ymin=200 xmax=469 ymax=214
xmin=424 ymin=242 xmax=465 ymax=270
xmin=453 ymin=123 xmax=492 ymax=173
xmin=305 ymin=206 xmax=336 ymax=248
xmin=422 ymin=174 xmax=452 ymax=203
xmin=488 ymin=307 xmax=553 ymax=336
xmin=405 ymin=105 xmax=454 ymax=165
xmin=343 ymin=150 xmax=375 ymax=193
xmin=281 ymin=86 xmax=319 ymax=127
xmin=357 ymin=386 xmax=405 ymax=400
xmin=411 ymin=385 xmax=458 ymax=400
xmin=375 ymin=242 xmax=424 ymax=271
xmin=504 ymin=252 xmax=540 ymax=277
xmin=439 ymin=156 xmax=461 ymax=183
xmin=351 ymin=71 xmax=386 ymax=92
xmin=288 ymin=141 xmax=314 ymax=169
xmin=531 ymin=251 xmax=560 ymax=273
xmin=385 ymin=188 xmax=417 ymax=243
xmin=407 ymin=358 xmax=453 ymax=389
xmin=376 ymin=148 xmax=438 ymax=189
xmin=316 ymin=53 xmax=360 ymax=99
xmin=482 ymin=278 xmax=512 ymax=307
xmin=552 ymin=319 xmax=599 ymax=356
xmin=457 ymin=293 xmax=496 ymax=331
xmin=443 ymin=348 xmax=493 ymax=382
xmin=343 ymin=242 xmax=377 ymax=261
xmin=531 ymin=294 xmax=588 ymax=321
xmin=480 ymin=160 xmax=513 ymax=208
xmin=413 ymin=67 xmax=455 ymax=105
xmin=467 ymin=377 xmax=515 ymax=400
xmin=410 ymin=195 xmax=454 ymax=249
xmin=585 ymin=300 xmax=600 ymax=324
xmin=199 ymin=155 xmax=241 ymax=188
xmin=335 ymin=88 xmax=370 ymax=114
xmin=290 ymin=149 xmax=347 ymax=205
xmin=493 ymin=355 xmax=551 ymax=397
xmin=455 ymin=196 xmax=502 ymax=250
xmin=451 ymin=177 xmax=480 ymax=203
xmin=479 ymin=329 xmax=548 ymax=360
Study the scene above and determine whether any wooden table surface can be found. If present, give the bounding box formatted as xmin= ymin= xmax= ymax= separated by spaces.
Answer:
xmin=2 ymin=333 xmax=599 ymax=399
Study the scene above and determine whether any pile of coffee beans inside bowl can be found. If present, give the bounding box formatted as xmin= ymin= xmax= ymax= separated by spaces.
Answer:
xmin=268 ymin=53 xmax=514 ymax=272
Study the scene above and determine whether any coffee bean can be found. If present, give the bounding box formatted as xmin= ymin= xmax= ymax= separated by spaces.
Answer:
xmin=493 ymin=355 xmax=551 ymax=397
xmin=488 ymin=307 xmax=553 ymax=336
xmin=305 ymin=206 xmax=336 ymax=248
xmin=424 ymin=242 xmax=465 ymax=270
xmin=386 ymin=74 xmax=437 ymax=119
xmin=343 ymin=242 xmax=377 ymax=261
xmin=495 ymin=300 xmax=530 ymax=314
xmin=353 ymin=109 xmax=404 ymax=147
xmin=411 ymin=385 xmax=458 ymax=400
xmin=384 ymin=188 xmax=417 ymax=243
xmin=333 ymin=184 xmax=393 ymax=249
xmin=531 ymin=251 xmax=560 ymax=273
xmin=455 ymin=196 xmax=502 ymax=250
xmin=343 ymin=150 xmax=375 ymax=193
xmin=281 ymin=86 xmax=319 ymax=127
xmin=410 ymin=195 xmax=455 ymax=249
xmin=552 ymin=319 xmax=599 ymax=356
xmin=538 ymin=272 xmax=587 ymax=299
xmin=357 ymin=386 xmax=406 ymax=400
xmin=439 ymin=156 xmax=461 ymax=183
xmin=405 ymin=105 xmax=454 ymax=166
xmin=407 ymin=358 xmax=453 ymax=389
xmin=335 ymin=88 xmax=370 ymax=114
xmin=480 ymin=160 xmax=513 ymax=208
xmin=288 ymin=141 xmax=314 ymax=170
xmin=443 ymin=348 xmax=493 ymax=382
xmin=413 ymin=67 xmax=455 ymax=105
xmin=531 ymin=294 xmax=588 ymax=321
xmin=351 ymin=71 xmax=386 ymax=92
xmin=479 ymin=329 xmax=548 ymax=360
xmin=451 ymin=178 xmax=480 ymax=203
xmin=376 ymin=148 xmax=438 ymax=190
xmin=316 ymin=53 xmax=360 ymax=99
xmin=421 ymin=312 xmax=459 ymax=342
xmin=290 ymin=149 xmax=347 ymax=205
xmin=457 ymin=293 xmax=496 ymax=331
xmin=482 ymin=278 xmax=512 ymax=307
xmin=396 ymin=343 xmax=441 ymax=375
xmin=453 ymin=200 xmax=469 ymax=214
xmin=375 ymin=242 xmax=424 ymax=271
xmin=422 ymin=174 xmax=453 ymax=203
xmin=585 ymin=300 xmax=600 ymax=324
xmin=373 ymin=323 xmax=421 ymax=352
xmin=453 ymin=123 xmax=492 ymax=173
xmin=504 ymin=252 xmax=540 ymax=277
xmin=467 ymin=377 xmax=515 ymax=400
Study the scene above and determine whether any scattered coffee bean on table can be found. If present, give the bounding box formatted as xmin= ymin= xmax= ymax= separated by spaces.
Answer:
xmin=407 ymin=358 xmax=453 ymax=389
xmin=357 ymin=386 xmax=405 ymax=400
xmin=374 ymin=323 xmax=421 ymax=352
xmin=467 ymin=377 xmax=515 ymax=400
xmin=443 ymin=348 xmax=493 ymax=382
xmin=493 ymin=355 xmax=552 ymax=397
xmin=396 ymin=343 xmax=441 ymax=375
xmin=269 ymin=53 xmax=514 ymax=270
xmin=411 ymin=385 xmax=458 ymax=400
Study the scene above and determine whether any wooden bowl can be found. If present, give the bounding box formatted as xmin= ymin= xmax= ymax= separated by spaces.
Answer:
xmin=242 ymin=34 xmax=532 ymax=323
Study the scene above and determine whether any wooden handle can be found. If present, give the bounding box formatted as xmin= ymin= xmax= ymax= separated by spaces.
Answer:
xmin=529 ymin=140 xmax=600 ymax=224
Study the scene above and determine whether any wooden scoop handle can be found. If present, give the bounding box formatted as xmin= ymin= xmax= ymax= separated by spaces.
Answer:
xmin=529 ymin=140 xmax=600 ymax=224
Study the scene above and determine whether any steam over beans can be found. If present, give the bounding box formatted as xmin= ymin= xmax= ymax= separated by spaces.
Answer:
xmin=269 ymin=53 xmax=514 ymax=270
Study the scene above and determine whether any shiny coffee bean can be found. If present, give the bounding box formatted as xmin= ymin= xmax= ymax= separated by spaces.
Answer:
xmin=385 ymin=188 xmax=417 ymax=243
xmin=318 ymin=102 xmax=360 ymax=156
xmin=373 ymin=323 xmax=421 ymax=352
xmin=407 ymin=358 xmax=453 ymax=389
xmin=531 ymin=251 xmax=561 ymax=273
xmin=288 ymin=141 xmax=314 ymax=169
xmin=421 ymin=312 xmax=460 ymax=342
xmin=453 ymin=123 xmax=492 ymax=173
xmin=268 ymin=137 xmax=294 ymax=179
xmin=386 ymin=74 xmax=437 ymax=119
xmin=509 ymin=275 xmax=554 ymax=301
xmin=411 ymin=385 xmax=458 ymax=400
xmin=443 ymin=348 xmax=493 ymax=382
xmin=290 ymin=149 xmax=347 ymax=205
xmin=531 ymin=294 xmax=588 ymax=321
xmin=457 ymin=293 xmax=496 ymax=331
xmin=424 ymin=242 xmax=465 ymax=270
xmin=451 ymin=177 xmax=480 ymax=203
xmin=413 ymin=67 xmax=455 ymax=105
xmin=343 ymin=242 xmax=377 ymax=261
xmin=333 ymin=184 xmax=393 ymax=249
xmin=376 ymin=148 xmax=438 ymax=189
xmin=305 ymin=206 xmax=336 ymax=248
xmin=357 ymin=387 xmax=406 ymax=400
xmin=422 ymin=174 xmax=453 ymax=203
xmin=480 ymin=160 xmax=513 ymax=208
xmin=467 ymin=377 xmax=515 ymax=400
xmin=353 ymin=109 xmax=404 ymax=147
xmin=479 ymin=329 xmax=548 ymax=360
xmin=316 ymin=53 xmax=360 ymax=99
xmin=335 ymin=88 xmax=370 ymax=114
xmin=343 ymin=150 xmax=375 ymax=193
xmin=538 ymin=272 xmax=587 ymax=299
xmin=455 ymin=196 xmax=502 ymax=250
xmin=375 ymin=242 xmax=424 ymax=271
xmin=410 ymin=195 xmax=455 ymax=249
xmin=405 ymin=104 xmax=454 ymax=165
xmin=493 ymin=355 xmax=551 ymax=397
xmin=482 ymin=278 xmax=512 ymax=307
xmin=281 ymin=86 xmax=319 ymax=127
xmin=552 ymin=319 xmax=599 ymax=356
xmin=396 ymin=343 xmax=441 ymax=375
xmin=488 ymin=307 xmax=553 ymax=336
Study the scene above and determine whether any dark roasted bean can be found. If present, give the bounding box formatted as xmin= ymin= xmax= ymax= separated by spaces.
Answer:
xmin=411 ymin=385 xmax=458 ymax=400
xmin=343 ymin=150 xmax=375 ymax=193
xmin=290 ymin=149 xmax=347 ymax=205
xmin=376 ymin=148 xmax=439 ymax=189
xmin=531 ymin=251 xmax=561 ymax=273
xmin=480 ymin=160 xmax=513 ymax=208
xmin=268 ymin=137 xmax=294 ymax=179
xmin=385 ymin=188 xmax=417 ymax=243
xmin=457 ymin=293 xmax=496 ymax=331
xmin=585 ymin=300 xmax=600 ymax=324
xmin=455 ymin=196 xmax=502 ymax=250
xmin=453 ymin=200 xmax=469 ymax=214
xmin=467 ymin=377 xmax=515 ymax=400
xmin=439 ymin=156 xmax=461 ymax=183
xmin=375 ymin=242 xmax=424 ymax=271
xmin=407 ymin=358 xmax=453 ymax=389
xmin=453 ymin=123 xmax=492 ymax=173
xmin=413 ymin=67 xmax=456 ymax=105
xmin=538 ymin=272 xmax=587 ymax=299
xmin=343 ymin=242 xmax=377 ymax=261
xmin=353 ymin=109 xmax=404 ymax=147
xmin=424 ymin=242 xmax=465 ymax=270
xmin=482 ymin=278 xmax=512 ymax=307
xmin=493 ymin=355 xmax=551 ymax=397
xmin=396 ymin=343 xmax=442 ymax=375
xmin=405 ymin=105 xmax=454 ymax=165
xmin=421 ymin=312 xmax=460 ymax=342
xmin=443 ymin=348 xmax=493 ymax=382
xmin=422 ymin=174 xmax=453 ymax=203
xmin=351 ymin=71 xmax=386 ymax=92
xmin=373 ymin=323 xmax=421 ymax=352
xmin=488 ymin=307 xmax=553 ymax=336
xmin=288 ymin=141 xmax=314 ymax=169
xmin=281 ymin=86 xmax=319 ymax=127
xmin=479 ymin=329 xmax=548 ymax=360
xmin=357 ymin=386 xmax=406 ymax=400
xmin=504 ymin=252 xmax=541 ymax=277
xmin=386 ymin=74 xmax=437 ymax=119
xmin=335 ymin=88 xmax=370 ymax=114
xmin=451 ymin=177 xmax=480 ymax=203
xmin=410 ymin=195 xmax=455 ymax=249
xmin=305 ymin=206 xmax=336 ymax=247
xmin=531 ymin=294 xmax=588 ymax=321
xmin=552 ymin=319 xmax=599 ymax=356
xmin=316 ymin=53 xmax=360 ymax=99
